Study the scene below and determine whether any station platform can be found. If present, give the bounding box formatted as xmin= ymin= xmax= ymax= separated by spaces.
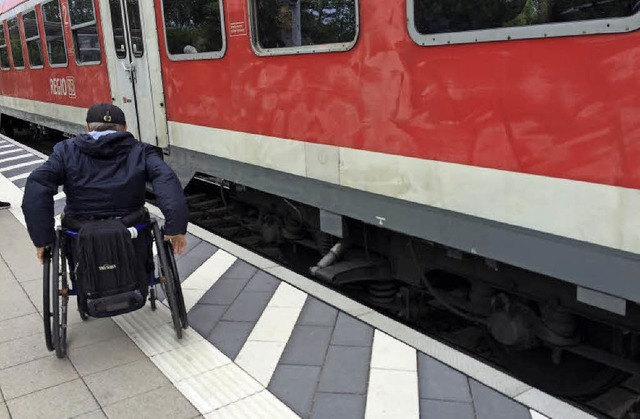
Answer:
xmin=0 ymin=135 xmax=595 ymax=418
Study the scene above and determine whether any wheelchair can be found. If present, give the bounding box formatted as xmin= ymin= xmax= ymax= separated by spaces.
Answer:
xmin=41 ymin=209 xmax=188 ymax=359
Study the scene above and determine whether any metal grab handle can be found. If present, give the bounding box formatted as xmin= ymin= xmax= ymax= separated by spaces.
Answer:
xmin=121 ymin=61 xmax=137 ymax=82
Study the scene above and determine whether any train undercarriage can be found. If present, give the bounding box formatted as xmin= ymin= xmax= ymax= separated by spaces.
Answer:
xmin=184 ymin=173 xmax=640 ymax=417
xmin=1 ymin=114 xmax=66 ymax=147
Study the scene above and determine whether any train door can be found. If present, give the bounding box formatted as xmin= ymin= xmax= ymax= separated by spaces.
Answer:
xmin=102 ymin=0 xmax=166 ymax=146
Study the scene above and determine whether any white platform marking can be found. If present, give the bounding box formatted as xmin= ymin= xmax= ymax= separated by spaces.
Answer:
xmin=113 ymin=294 xmax=299 ymax=416
xmin=365 ymin=330 xmax=419 ymax=418
xmin=0 ymin=144 xmax=15 ymax=149
xmin=205 ymin=389 xmax=299 ymax=418
xmin=235 ymin=283 xmax=307 ymax=385
xmin=366 ymin=371 xmax=420 ymax=419
xmin=176 ymin=364 xmax=264 ymax=413
xmin=0 ymin=153 xmax=31 ymax=164
xmin=7 ymin=171 xmax=30 ymax=181
xmin=518 ymin=389 xmax=596 ymax=419
xmin=152 ymin=340 xmax=232 ymax=383
xmin=530 ymin=410 xmax=551 ymax=419
xmin=0 ymin=148 xmax=24 ymax=156
xmin=179 ymin=250 xmax=238 ymax=311
xmin=370 ymin=329 xmax=419 ymax=371
xmin=0 ymin=159 xmax=42 ymax=172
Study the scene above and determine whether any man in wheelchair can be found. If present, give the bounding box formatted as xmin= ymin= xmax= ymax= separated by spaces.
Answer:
xmin=21 ymin=103 xmax=189 ymax=319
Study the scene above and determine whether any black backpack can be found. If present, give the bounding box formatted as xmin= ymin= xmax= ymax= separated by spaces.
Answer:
xmin=75 ymin=219 xmax=145 ymax=317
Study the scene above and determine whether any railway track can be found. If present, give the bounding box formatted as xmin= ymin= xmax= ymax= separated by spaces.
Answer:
xmin=8 ymin=129 xmax=640 ymax=419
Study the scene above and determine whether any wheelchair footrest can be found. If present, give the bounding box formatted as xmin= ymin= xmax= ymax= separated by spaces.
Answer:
xmin=85 ymin=290 xmax=146 ymax=318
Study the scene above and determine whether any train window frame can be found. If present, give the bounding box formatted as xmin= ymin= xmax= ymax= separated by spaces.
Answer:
xmin=22 ymin=8 xmax=44 ymax=69
xmin=109 ymin=0 xmax=127 ymax=60
xmin=247 ymin=0 xmax=360 ymax=57
xmin=41 ymin=0 xmax=69 ymax=68
xmin=159 ymin=0 xmax=227 ymax=62
xmin=0 ymin=21 xmax=9 ymax=70
xmin=407 ymin=1 xmax=640 ymax=46
xmin=7 ymin=17 xmax=25 ymax=70
xmin=124 ymin=0 xmax=144 ymax=58
xmin=68 ymin=0 xmax=102 ymax=66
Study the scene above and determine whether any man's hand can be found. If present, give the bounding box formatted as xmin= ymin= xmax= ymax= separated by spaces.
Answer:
xmin=164 ymin=234 xmax=186 ymax=255
xmin=37 ymin=247 xmax=46 ymax=264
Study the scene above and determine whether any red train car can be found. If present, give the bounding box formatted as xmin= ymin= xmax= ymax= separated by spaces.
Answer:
xmin=1 ymin=0 xmax=639 ymax=392
xmin=0 ymin=0 xmax=110 ymax=131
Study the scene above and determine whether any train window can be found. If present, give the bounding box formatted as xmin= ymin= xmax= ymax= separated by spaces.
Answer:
xmin=249 ymin=0 xmax=359 ymax=56
xmin=126 ymin=0 xmax=144 ymax=57
xmin=68 ymin=0 xmax=101 ymax=64
xmin=110 ymin=0 xmax=144 ymax=59
xmin=0 ymin=22 xmax=9 ymax=70
xmin=7 ymin=18 xmax=24 ymax=69
xmin=161 ymin=0 xmax=226 ymax=60
xmin=409 ymin=0 xmax=640 ymax=46
xmin=42 ymin=0 xmax=68 ymax=66
xmin=23 ymin=10 xmax=44 ymax=68
xmin=109 ymin=0 xmax=126 ymax=59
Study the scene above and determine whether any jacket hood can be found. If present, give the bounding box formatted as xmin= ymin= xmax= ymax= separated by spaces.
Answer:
xmin=73 ymin=131 xmax=137 ymax=158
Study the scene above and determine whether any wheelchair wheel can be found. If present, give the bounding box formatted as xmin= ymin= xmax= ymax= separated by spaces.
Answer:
xmin=58 ymin=238 xmax=69 ymax=357
xmin=149 ymin=287 xmax=157 ymax=311
xmin=164 ymin=240 xmax=188 ymax=329
xmin=51 ymin=233 xmax=68 ymax=359
xmin=42 ymin=248 xmax=54 ymax=352
xmin=152 ymin=221 xmax=182 ymax=339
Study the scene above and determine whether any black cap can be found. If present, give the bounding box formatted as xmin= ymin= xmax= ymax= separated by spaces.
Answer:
xmin=86 ymin=103 xmax=126 ymax=125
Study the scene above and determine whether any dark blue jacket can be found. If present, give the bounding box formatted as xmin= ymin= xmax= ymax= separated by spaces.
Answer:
xmin=22 ymin=131 xmax=189 ymax=247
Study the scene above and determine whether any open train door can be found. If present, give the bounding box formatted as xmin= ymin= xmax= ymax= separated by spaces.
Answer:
xmin=98 ymin=0 xmax=168 ymax=147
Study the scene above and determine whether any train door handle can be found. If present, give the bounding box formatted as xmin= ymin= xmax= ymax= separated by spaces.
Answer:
xmin=121 ymin=62 xmax=137 ymax=83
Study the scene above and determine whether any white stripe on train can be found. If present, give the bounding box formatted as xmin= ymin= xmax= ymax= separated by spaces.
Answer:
xmin=0 ymin=95 xmax=637 ymax=255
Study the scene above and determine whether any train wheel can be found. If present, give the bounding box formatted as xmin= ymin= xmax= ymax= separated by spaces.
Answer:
xmin=495 ymin=343 xmax=629 ymax=400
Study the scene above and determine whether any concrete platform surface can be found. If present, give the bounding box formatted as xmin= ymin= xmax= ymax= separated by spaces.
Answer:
xmin=0 ymin=209 xmax=201 ymax=419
